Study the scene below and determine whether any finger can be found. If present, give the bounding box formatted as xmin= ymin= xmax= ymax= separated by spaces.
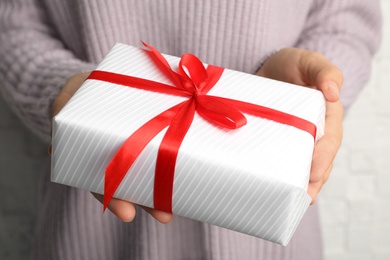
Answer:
xmin=52 ymin=92 xmax=74 ymax=117
xmin=52 ymin=72 xmax=91 ymax=116
xmin=308 ymin=163 xmax=333 ymax=204
xmin=310 ymin=101 xmax=343 ymax=182
xmin=92 ymin=193 xmax=136 ymax=222
xmin=141 ymin=206 xmax=173 ymax=224
xmin=299 ymin=51 xmax=343 ymax=102
xmin=92 ymin=193 xmax=173 ymax=224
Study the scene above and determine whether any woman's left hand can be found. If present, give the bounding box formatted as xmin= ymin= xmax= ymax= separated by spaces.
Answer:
xmin=257 ymin=48 xmax=344 ymax=204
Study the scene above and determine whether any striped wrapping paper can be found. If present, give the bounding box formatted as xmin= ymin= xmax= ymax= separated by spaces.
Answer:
xmin=51 ymin=43 xmax=325 ymax=246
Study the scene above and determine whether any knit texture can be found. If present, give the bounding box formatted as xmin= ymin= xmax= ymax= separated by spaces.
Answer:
xmin=0 ymin=0 xmax=381 ymax=259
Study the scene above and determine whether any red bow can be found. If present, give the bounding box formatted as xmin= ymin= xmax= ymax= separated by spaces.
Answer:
xmin=87 ymin=42 xmax=316 ymax=213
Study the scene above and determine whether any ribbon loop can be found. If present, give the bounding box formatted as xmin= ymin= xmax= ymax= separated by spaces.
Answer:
xmin=196 ymin=95 xmax=247 ymax=129
xmin=179 ymin=54 xmax=209 ymax=92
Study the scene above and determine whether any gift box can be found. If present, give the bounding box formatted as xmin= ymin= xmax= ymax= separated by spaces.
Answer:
xmin=51 ymin=43 xmax=325 ymax=246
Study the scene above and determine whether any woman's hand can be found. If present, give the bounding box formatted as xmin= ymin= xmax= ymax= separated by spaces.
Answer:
xmin=257 ymin=48 xmax=344 ymax=204
xmin=51 ymin=72 xmax=173 ymax=223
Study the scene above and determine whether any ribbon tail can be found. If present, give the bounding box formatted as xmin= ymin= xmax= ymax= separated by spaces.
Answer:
xmin=103 ymin=102 xmax=185 ymax=211
xmin=154 ymin=99 xmax=196 ymax=213
xmin=142 ymin=42 xmax=184 ymax=89
xmin=212 ymin=96 xmax=317 ymax=140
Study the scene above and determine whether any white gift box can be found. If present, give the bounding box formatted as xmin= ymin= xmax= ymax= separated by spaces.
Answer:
xmin=51 ymin=43 xmax=325 ymax=246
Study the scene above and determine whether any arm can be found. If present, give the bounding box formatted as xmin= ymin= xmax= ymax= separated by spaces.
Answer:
xmin=0 ymin=0 xmax=94 ymax=143
xmin=296 ymin=0 xmax=382 ymax=109
xmin=257 ymin=0 xmax=381 ymax=203
xmin=0 ymin=0 xmax=172 ymax=223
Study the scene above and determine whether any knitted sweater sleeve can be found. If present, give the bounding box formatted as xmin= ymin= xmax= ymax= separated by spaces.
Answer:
xmin=295 ymin=0 xmax=382 ymax=109
xmin=0 ymin=0 xmax=95 ymax=143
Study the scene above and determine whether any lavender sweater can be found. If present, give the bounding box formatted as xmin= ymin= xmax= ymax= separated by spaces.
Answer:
xmin=0 ymin=0 xmax=381 ymax=259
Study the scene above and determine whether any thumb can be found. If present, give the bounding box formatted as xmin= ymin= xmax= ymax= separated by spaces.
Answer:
xmin=299 ymin=51 xmax=343 ymax=102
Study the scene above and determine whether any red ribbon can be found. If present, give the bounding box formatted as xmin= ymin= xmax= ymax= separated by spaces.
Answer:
xmin=87 ymin=42 xmax=317 ymax=213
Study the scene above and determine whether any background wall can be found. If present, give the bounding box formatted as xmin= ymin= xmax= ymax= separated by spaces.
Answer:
xmin=318 ymin=1 xmax=390 ymax=259
xmin=0 ymin=2 xmax=389 ymax=259
xmin=0 ymin=99 xmax=46 ymax=259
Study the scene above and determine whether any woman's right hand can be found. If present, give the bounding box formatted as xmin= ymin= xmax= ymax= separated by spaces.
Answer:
xmin=51 ymin=72 xmax=173 ymax=224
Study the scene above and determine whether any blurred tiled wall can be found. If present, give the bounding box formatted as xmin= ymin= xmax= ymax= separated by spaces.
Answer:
xmin=319 ymin=1 xmax=390 ymax=259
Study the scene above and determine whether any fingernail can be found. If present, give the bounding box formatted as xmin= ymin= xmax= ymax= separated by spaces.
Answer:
xmin=328 ymin=81 xmax=339 ymax=97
